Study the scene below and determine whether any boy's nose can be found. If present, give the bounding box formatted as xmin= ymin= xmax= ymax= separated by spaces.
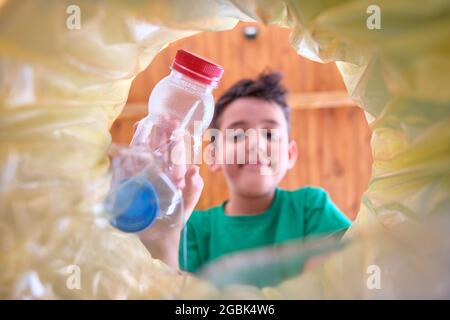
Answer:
xmin=245 ymin=135 xmax=270 ymax=164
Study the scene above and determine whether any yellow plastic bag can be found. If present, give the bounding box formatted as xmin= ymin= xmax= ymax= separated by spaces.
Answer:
xmin=1 ymin=0 xmax=449 ymax=299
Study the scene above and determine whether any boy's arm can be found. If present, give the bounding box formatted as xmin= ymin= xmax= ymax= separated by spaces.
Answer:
xmin=139 ymin=165 xmax=203 ymax=271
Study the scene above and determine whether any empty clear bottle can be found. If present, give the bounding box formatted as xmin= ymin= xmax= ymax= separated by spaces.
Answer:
xmin=131 ymin=49 xmax=223 ymax=186
xmin=108 ymin=50 xmax=223 ymax=233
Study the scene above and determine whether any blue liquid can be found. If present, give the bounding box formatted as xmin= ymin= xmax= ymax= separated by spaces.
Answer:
xmin=110 ymin=177 xmax=160 ymax=233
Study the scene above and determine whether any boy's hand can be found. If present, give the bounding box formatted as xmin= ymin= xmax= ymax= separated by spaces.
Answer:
xmin=133 ymin=115 xmax=188 ymax=188
xmin=132 ymin=118 xmax=203 ymax=221
xmin=138 ymin=164 xmax=203 ymax=270
xmin=182 ymin=165 xmax=204 ymax=221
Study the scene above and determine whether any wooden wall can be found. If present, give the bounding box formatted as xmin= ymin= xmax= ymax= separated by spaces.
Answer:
xmin=111 ymin=22 xmax=373 ymax=220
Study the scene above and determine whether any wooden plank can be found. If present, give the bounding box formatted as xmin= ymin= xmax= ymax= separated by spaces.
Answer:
xmin=115 ymin=90 xmax=358 ymax=120
xmin=288 ymin=91 xmax=357 ymax=109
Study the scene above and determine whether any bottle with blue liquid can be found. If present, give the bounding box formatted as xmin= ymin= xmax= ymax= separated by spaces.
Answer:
xmin=108 ymin=50 xmax=223 ymax=233
xmin=106 ymin=145 xmax=183 ymax=233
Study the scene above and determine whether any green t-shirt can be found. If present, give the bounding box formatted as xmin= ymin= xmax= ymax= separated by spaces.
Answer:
xmin=179 ymin=186 xmax=351 ymax=275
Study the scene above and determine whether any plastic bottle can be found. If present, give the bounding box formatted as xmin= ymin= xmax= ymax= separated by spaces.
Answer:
xmin=109 ymin=50 xmax=223 ymax=233
xmin=131 ymin=49 xmax=224 ymax=185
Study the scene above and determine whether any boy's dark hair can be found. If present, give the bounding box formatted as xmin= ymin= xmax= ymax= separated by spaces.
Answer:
xmin=210 ymin=71 xmax=291 ymax=132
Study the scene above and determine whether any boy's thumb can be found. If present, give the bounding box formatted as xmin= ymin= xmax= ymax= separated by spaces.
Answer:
xmin=182 ymin=165 xmax=203 ymax=215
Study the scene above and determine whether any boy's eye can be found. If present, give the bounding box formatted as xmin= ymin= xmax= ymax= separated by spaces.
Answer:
xmin=263 ymin=130 xmax=279 ymax=141
xmin=232 ymin=132 xmax=245 ymax=142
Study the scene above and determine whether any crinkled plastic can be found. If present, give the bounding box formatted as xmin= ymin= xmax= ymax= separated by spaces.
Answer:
xmin=105 ymin=143 xmax=184 ymax=234
xmin=1 ymin=0 xmax=449 ymax=299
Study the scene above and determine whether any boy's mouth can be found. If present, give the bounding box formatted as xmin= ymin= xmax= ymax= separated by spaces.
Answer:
xmin=238 ymin=159 xmax=271 ymax=170
xmin=241 ymin=163 xmax=263 ymax=169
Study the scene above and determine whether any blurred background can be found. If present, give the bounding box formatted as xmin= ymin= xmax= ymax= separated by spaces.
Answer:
xmin=110 ymin=22 xmax=373 ymax=220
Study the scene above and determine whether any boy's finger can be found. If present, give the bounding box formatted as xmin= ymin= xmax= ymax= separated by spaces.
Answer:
xmin=184 ymin=165 xmax=203 ymax=193
xmin=182 ymin=165 xmax=203 ymax=216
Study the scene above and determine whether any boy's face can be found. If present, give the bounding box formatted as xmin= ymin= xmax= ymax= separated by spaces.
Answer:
xmin=211 ymin=97 xmax=297 ymax=197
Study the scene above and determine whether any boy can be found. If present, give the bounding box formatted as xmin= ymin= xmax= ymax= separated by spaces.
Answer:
xmin=139 ymin=72 xmax=351 ymax=277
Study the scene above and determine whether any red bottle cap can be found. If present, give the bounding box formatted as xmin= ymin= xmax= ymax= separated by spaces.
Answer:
xmin=171 ymin=49 xmax=224 ymax=86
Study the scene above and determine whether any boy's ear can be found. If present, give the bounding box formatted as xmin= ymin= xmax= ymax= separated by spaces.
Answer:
xmin=287 ymin=139 xmax=298 ymax=170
